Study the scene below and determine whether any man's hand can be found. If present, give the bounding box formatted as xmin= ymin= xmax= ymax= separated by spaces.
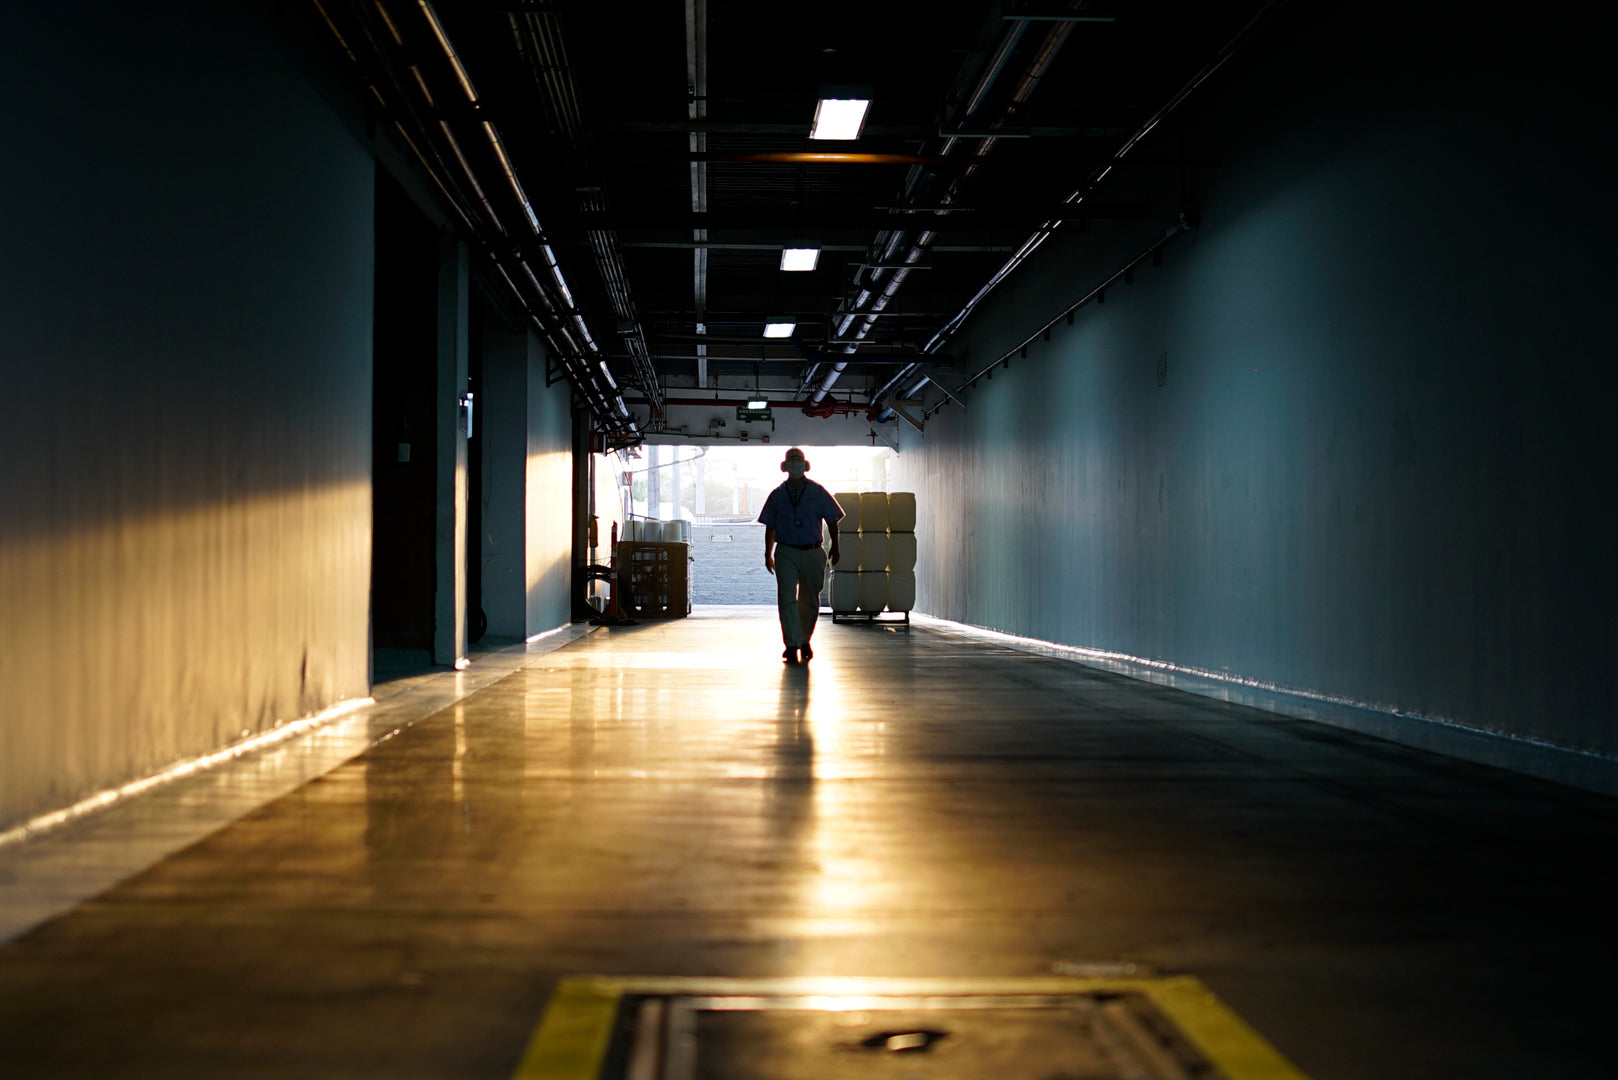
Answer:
xmin=828 ymin=544 xmax=840 ymax=567
xmin=765 ymin=555 xmax=776 ymax=575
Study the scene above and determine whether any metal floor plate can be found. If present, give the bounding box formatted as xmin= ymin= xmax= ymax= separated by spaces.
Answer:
xmin=512 ymin=978 xmax=1310 ymax=1080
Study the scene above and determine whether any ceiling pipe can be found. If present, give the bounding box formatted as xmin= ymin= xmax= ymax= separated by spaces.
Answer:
xmin=685 ymin=0 xmax=710 ymax=394
xmin=403 ymin=3 xmax=629 ymax=422
xmin=510 ymin=8 xmax=662 ymax=418
xmin=326 ymin=0 xmax=635 ymax=433
xmin=837 ymin=14 xmax=1028 ymax=331
xmin=808 ymin=8 xmax=1082 ymax=408
xmin=804 ymin=15 xmax=1030 ymax=403
xmin=928 ymin=218 xmax=1191 ymax=421
xmin=854 ymin=16 xmax=1075 ymax=400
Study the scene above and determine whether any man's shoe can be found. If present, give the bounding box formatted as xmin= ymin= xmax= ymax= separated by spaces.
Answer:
xmin=782 ymin=647 xmax=799 ymax=664
xmin=800 ymin=644 xmax=813 ymax=662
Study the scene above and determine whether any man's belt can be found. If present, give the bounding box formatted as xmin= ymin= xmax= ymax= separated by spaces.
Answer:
xmin=780 ymin=541 xmax=822 ymax=550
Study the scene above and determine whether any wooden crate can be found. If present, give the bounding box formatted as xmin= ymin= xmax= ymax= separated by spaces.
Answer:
xmin=618 ymin=542 xmax=692 ymax=618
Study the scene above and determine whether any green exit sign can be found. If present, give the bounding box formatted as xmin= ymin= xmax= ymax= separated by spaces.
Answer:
xmin=736 ymin=406 xmax=773 ymax=422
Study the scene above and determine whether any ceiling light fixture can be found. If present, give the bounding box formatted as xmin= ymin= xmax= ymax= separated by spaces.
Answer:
xmin=809 ymin=96 xmax=869 ymax=141
xmin=747 ymin=397 xmax=768 ymax=410
xmin=763 ymin=319 xmax=797 ymax=338
xmin=780 ymin=247 xmax=820 ymax=272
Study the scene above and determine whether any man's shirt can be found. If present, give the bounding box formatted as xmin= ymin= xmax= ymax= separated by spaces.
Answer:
xmin=757 ymin=480 xmax=845 ymax=546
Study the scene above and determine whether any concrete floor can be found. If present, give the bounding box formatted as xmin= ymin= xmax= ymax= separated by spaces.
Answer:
xmin=1 ymin=607 xmax=1614 ymax=1078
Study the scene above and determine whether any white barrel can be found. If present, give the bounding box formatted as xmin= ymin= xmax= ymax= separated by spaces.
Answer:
xmin=621 ymin=520 xmax=644 ymax=541
xmin=835 ymin=492 xmax=861 ymax=533
xmin=858 ymin=491 xmax=889 ymax=533
xmin=856 ymin=571 xmax=890 ymax=612
xmin=887 ymin=532 xmax=917 ymax=571
xmin=671 ymin=519 xmax=692 ymax=543
xmin=887 ymin=492 xmax=917 ymax=532
xmin=855 ymin=531 xmax=890 ymax=571
xmin=887 ymin=570 xmax=916 ymax=612
xmin=829 ymin=571 xmax=861 ymax=613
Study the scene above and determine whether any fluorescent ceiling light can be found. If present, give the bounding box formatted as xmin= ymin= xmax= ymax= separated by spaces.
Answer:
xmin=763 ymin=320 xmax=797 ymax=338
xmin=747 ymin=398 xmax=768 ymax=410
xmin=810 ymin=97 xmax=869 ymax=141
xmin=780 ymin=247 xmax=820 ymax=271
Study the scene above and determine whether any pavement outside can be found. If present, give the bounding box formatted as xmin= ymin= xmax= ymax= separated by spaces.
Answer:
xmin=690 ymin=522 xmax=774 ymax=605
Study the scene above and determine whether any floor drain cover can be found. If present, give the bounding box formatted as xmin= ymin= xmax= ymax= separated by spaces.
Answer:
xmin=513 ymin=977 xmax=1309 ymax=1080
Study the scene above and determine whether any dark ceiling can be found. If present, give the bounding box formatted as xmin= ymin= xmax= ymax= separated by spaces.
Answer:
xmin=308 ymin=0 xmax=1278 ymax=442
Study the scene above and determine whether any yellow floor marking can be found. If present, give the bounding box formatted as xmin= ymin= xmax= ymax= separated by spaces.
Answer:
xmin=511 ymin=975 xmax=1310 ymax=1080
xmin=510 ymin=979 xmax=621 ymax=1080
xmin=1139 ymin=976 xmax=1312 ymax=1080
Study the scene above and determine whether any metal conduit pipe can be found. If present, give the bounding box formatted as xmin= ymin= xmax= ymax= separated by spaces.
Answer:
xmin=325 ymin=0 xmax=638 ymax=433
xmin=513 ymin=11 xmax=661 ymax=412
xmin=861 ymin=17 xmax=1027 ymax=298
xmin=869 ymin=360 xmax=924 ymax=406
xmin=811 ymin=14 xmax=1077 ymax=407
xmin=805 ymin=18 xmax=1031 ymax=407
xmin=940 ymin=16 xmax=1028 ymax=154
xmin=948 ymin=219 xmax=1190 ymax=406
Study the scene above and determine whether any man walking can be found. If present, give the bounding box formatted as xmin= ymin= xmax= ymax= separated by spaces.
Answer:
xmin=758 ymin=447 xmax=843 ymax=664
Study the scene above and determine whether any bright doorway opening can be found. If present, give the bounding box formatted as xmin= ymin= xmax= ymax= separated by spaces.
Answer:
xmin=619 ymin=444 xmax=895 ymax=605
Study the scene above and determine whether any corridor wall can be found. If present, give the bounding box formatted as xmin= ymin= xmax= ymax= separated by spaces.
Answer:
xmin=480 ymin=321 xmax=575 ymax=640
xmin=896 ymin=3 xmax=1617 ymax=765
xmin=0 ymin=2 xmax=375 ymax=828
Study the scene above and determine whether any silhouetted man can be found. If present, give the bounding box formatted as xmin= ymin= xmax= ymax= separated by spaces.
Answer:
xmin=759 ymin=447 xmax=843 ymax=664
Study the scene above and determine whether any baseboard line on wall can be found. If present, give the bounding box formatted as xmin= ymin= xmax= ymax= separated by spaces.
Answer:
xmin=0 ymin=696 xmax=376 ymax=853
xmin=0 ymin=621 xmax=595 ymax=946
xmin=914 ymin=614 xmax=1618 ymax=799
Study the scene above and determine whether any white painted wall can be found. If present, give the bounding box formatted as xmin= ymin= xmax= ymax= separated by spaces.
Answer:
xmin=0 ymin=3 xmax=375 ymax=828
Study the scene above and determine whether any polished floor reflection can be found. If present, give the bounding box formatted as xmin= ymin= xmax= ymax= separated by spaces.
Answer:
xmin=0 ymin=608 xmax=1615 ymax=1078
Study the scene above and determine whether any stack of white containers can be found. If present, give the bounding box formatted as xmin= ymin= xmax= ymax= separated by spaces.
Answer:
xmin=825 ymin=491 xmax=917 ymax=616
xmin=621 ymin=519 xmax=692 ymax=542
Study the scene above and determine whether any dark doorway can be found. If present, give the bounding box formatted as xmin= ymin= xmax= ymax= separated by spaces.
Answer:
xmin=465 ymin=296 xmax=487 ymax=645
xmin=370 ymin=170 xmax=439 ymax=661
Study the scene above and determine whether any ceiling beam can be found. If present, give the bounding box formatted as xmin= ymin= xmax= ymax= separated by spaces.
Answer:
xmin=561 ymin=204 xmax=1149 ymax=232
xmin=610 ymin=241 xmax=1022 ymax=253
xmin=608 ymin=151 xmax=1216 ymax=171
xmin=650 ymin=333 xmax=944 ymax=348
xmin=654 ymin=357 xmax=929 ymax=368
xmin=642 ymin=305 xmax=953 ymax=321
xmin=608 ymin=121 xmax=1130 ymax=138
